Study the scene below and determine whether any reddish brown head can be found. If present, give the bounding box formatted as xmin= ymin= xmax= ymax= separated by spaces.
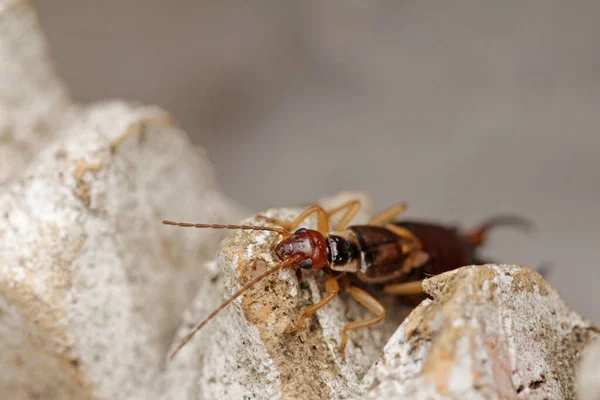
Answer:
xmin=274 ymin=228 xmax=329 ymax=270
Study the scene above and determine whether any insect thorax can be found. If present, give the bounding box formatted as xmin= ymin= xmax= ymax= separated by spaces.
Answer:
xmin=326 ymin=231 xmax=360 ymax=273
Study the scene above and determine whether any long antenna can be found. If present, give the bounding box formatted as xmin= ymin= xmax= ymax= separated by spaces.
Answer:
xmin=163 ymin=220 xmax=291 ymax=238
xmin=169 ymin=256 xmax=298 ymax=360
xmin=467 ymin=214 xmax=536 ymax=247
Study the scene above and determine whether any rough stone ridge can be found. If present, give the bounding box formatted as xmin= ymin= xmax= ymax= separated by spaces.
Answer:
xmin=359 ymin=264 xmax=600 ymax=400
xmin=0 ymin=99 xmax=241 ymax=400
xmin=0 ymin=0 xmax=70 ymax=183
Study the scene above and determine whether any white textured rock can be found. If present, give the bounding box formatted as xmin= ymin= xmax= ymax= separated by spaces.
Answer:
xmin=359 ymin=264 xmax=600 ymax=400
xmin=0 ymin=0 xmax=70 ymax=183
xmin=0 ymin=4 xmax=242 ymax=398
xmin=578 ymin=337 xmax=600 ymax=400
xmin=0 ymin=100 xmax=241 ymax=400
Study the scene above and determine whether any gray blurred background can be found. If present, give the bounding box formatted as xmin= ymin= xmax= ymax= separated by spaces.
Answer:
xmin=33 ymin=1 xmax=599 ymax=322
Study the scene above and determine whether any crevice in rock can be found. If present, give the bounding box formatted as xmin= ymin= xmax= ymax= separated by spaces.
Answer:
xmin=516 ymin=373 xmax=546 ymax=394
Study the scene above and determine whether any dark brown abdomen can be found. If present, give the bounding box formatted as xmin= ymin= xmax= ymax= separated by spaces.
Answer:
xmin=348 ymin=222 xmax=476 ymax=306
xmin=389 ymin=221 xmax=476 ymax=305
xmin=395 ymin=221 xmax=475 ymax=277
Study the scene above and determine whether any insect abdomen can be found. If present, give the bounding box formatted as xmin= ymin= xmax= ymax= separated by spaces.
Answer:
xmin=348 ymin=225 xmax=406 ymax=280
xmin=394 ymin=221 xmax=474 ymax=276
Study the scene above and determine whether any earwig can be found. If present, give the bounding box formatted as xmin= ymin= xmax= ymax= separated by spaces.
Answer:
xmin=164 ymin=200 xmax=535 ymax=361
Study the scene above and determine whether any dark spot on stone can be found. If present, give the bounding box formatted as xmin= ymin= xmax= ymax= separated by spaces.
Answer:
xmin=517 ymin=374 xmax=546 ymax=393
xmin=530 ymin=374 xmax=545 ymax=389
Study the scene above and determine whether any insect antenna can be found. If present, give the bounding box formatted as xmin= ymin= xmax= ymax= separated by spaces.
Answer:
xmin=168 ymin=256 xmax=299 ymax=361
xmin=467 ymin=214 xmax=536 ymax=247
xmin=163 ymin=220 xmax=291 ymax=238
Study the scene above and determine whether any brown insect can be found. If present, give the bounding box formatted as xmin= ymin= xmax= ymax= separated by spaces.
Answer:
xmin=164 ymin=200 xmax=534 ymax=361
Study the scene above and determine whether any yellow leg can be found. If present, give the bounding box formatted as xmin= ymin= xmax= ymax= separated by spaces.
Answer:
xmin=257 ymin=205 xmax=330 ymax=235
xmin=291 ymin=276 xmax=339 ymax=334
xmin=369 ymin=202 xmax=408 ymax=226
xmin=325 ymin=200 xmax=362 ymax=231
xmin=339 ymin=286 xmax=386 ymax=361
xmin=382 ymin=280 xmax=425 ymax=295
xmin=384 ymin=224 xmax=423 ymax=253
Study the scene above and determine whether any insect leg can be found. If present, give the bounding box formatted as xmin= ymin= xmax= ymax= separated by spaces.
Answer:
xmin=369 ymin=202 xmax=407 ymax=226
xmin=257 ymin=205 xmax=330 ymax=234
xmin=324 ymin=199 xmax=362 ymax=230
xmin=339 ymin=286 xmax=386 ymax=361
xmin=384 ymin=224 xmax=423 ymax=252
xmin=291 ymin=276 xmax=339 ymax=334
xmin=382 ymin=280 xmax=424 ymax=295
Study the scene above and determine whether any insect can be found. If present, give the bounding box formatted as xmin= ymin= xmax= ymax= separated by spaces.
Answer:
xmin=163 ymin=200 xmax=534 ymax=361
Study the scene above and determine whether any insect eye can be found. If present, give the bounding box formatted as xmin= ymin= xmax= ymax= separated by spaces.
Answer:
xmin=294 ymin=228 xmax=307 ymax=234
xmin=298 ymin=259 xmax=313 ymax=269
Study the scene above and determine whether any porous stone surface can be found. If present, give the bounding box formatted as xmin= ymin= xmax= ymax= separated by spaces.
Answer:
xmin=0 ymin=99 xmax=241 ymax=400
xmin=0 ymin=4 xmax=241 ymax=398
xmin=578 ymin=338 xmax=600 ymax=400
xmin=0 ymin=0 xmax=70 ymax=183
xmin=359 ymin=264 xmax=600 ymax=400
